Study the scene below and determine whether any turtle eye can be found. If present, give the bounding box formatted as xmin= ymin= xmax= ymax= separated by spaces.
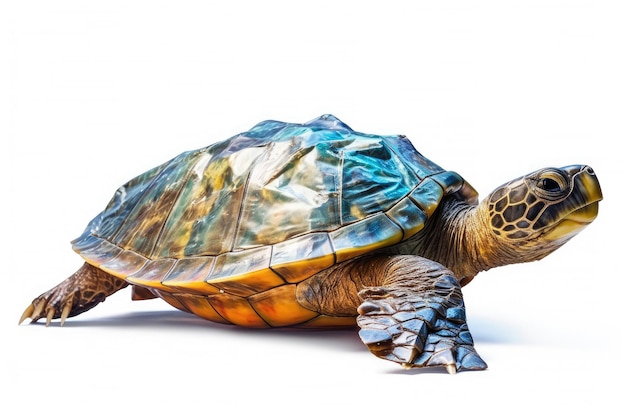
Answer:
xmin=539 ymin=177 xmax=561 ymax=192
xmin=534 ymin=170 xmax=568 ymax=199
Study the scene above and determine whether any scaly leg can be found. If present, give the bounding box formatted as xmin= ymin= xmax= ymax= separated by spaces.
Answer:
xmin=20 ymin=263 xmax=128 ymax=326
xmin=356 ymin=256 xmax=486 ymax=373
xmin=297 ymin=254 xmax=487 ymax=373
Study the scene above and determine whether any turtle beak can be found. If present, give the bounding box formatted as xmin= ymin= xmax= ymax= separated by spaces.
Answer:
xmin=544 ymin=165 xmax=602 ymax=241
xmin=571 ymin=165 xmax=603 ymax=203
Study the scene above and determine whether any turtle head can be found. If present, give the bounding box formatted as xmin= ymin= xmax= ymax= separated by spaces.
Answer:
xmin=484 ymin=165 xmax=602 ymax=262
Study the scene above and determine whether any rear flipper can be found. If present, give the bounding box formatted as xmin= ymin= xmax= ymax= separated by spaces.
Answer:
xmin=19 ymin=263 xmax=128 ymax=326
xmin=357 ymin=266 xmax=487 ymax=374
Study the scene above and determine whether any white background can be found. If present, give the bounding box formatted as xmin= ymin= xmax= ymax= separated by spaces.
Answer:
xmin=1 ymin=1 xmax=624 ymax=415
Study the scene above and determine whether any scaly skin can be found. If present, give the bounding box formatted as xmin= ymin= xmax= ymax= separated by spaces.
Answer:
xmin=297 ymin=254 xmax=486 ymax=373
xmin=20 ymin=263 xmax=127 ymax=326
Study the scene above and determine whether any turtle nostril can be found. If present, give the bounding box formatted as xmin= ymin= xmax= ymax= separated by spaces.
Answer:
xmin=585 ymin=166 xmax=595 ymax=175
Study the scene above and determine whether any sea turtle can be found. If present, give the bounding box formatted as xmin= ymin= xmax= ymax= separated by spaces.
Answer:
xmin=20 ymin=114 xmax=602 ymax=373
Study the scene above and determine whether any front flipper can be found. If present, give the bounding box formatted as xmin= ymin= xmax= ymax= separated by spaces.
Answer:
xmin=357 ymin=267 xmax=487 ymax=373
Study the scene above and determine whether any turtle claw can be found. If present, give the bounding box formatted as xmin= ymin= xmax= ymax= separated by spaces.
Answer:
xmin=402 ymin=361 xmax=458 ymax=374
xmin=18 ymin=304 xmax=35 ymax=325
xmin=18 ymin=299 xmax=49 ymax=325
xmin=32 ymin=300 xmax=45 ymax=321
xmin=446 ymin=364 xmax=457 ymax=375
xmin=19 ymin=300 xmax=47 ymax=325
xmin=45 ymin=308 xmax=55 ymax=327
xmin=60 ymin=303 xmax=72 ymax=326
xmin=20 ymin=297 xmax=75 ymax=326
xmin=19 ymin=263 xmax=128 ymax=326
xmin=20 ymin=290 xmax=77 ymax=326
xmin=401 ymin=360 xmax=458 ymax=375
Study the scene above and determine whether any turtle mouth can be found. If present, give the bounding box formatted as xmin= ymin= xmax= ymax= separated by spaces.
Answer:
xmin=544 ymin=202 xmax=599 ymax=241
xmin=565 ymin=201 xmax=600 ymax=223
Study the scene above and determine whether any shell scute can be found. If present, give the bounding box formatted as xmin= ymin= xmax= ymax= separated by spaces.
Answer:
xmin=385 ymin=197 xmax=429 ymax=238
xmin=207 ymin=247 xmax=285 ymax=297
xmin=110 ymin=152 xmax=198 ymax=255
xmin=206 ymin=292 xmax=269 ymax=328
xmin=233 ymin=138 xmax=341 ymax=248
xmin=98 ymin=250 xmax=148 ymax=278
xmin=341 ymin=138 xmax=419 ymax=223
xmin=161 ymin=257 xmax=219 ymax=294
xmin=248 ymin=284 xmax=319 ymax=327
xmin=75 ymin=238 xmax=122 ymax=266
xmin=270 ymin=233 xmax=335 ymax=284
xmin=173 ymin=293 xmax=229 ymax=324
xmin=330 ymin=213 xmax=404 ymax=262
xmin=126 ymin=258 xmax=176 ymax=292
xmin=90 ymin=163 xmax=166 ymax=239
xmin=409 ymin=178 xmax=445 ymax=217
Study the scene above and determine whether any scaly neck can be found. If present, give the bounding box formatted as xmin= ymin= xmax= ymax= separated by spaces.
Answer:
xmin=411 ymin=198 xmax=513 ymax=285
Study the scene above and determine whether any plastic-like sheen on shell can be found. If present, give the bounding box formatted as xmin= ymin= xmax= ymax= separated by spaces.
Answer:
xmin=71 ymin=115 xmax=477 ymax=327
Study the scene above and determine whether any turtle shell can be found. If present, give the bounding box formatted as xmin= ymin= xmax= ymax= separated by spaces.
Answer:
xmin=72 ymin=115 xmax=477 ymax=327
